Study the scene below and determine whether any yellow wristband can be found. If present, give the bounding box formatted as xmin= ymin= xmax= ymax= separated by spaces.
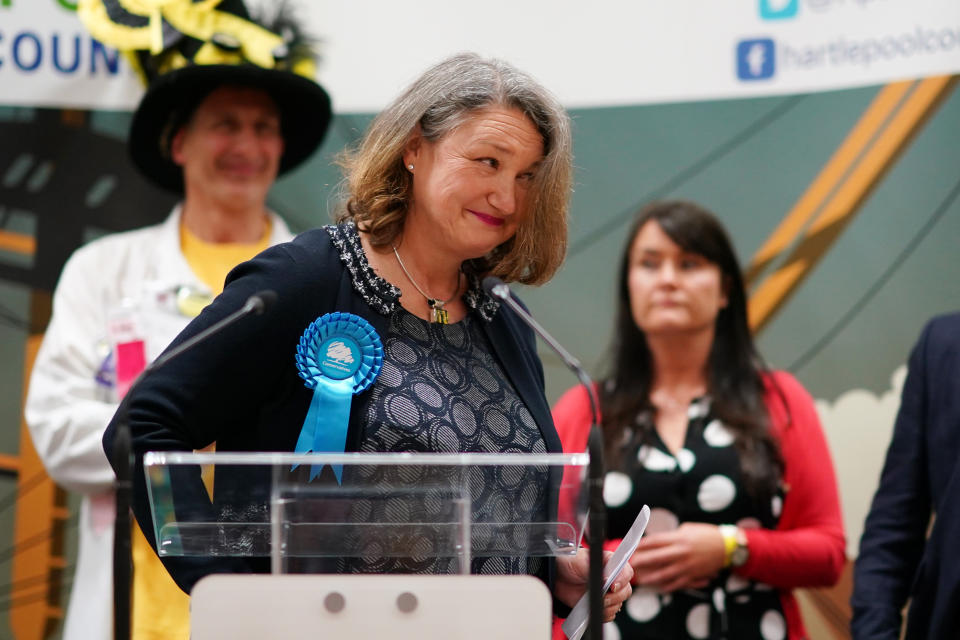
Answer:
xmin=719 ymin=524 xmax=739 ymax=568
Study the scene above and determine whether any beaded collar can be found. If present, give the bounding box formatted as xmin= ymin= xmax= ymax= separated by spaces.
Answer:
xmin=325 ymin=221 xmax=500 ymax=322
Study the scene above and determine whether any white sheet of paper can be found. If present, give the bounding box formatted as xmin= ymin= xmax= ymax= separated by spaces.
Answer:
xmin=561 ymin=504 xmax=651 ymax=640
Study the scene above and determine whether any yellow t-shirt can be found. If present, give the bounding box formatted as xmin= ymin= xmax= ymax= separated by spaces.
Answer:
xmin=131 ymin=219 xmax=272 ymax=640
xmin=178 ymin=219 xmax=273 ymax=295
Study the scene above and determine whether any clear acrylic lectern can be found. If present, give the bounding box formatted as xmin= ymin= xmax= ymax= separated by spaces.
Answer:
xmin=142 ymin=451 xmax=590 ymax=638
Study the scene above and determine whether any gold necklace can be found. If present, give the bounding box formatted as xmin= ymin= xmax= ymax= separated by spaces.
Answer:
xmin=392 ymin=245 xmax=461 ymax=324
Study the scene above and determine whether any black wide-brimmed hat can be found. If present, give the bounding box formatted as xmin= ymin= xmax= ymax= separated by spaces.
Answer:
xmin=129 ymin=63 xmax=331 ymax=193
xmin=78 ymin=0 xmax=332 ymax=193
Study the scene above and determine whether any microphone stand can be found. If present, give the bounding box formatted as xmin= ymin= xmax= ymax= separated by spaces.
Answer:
xmin=586 ymin=415 xmax=605 ymax=640
xmin=483 ymin=277 xmax=605 ymax=640
xmin=112 ymin=422 xmax=132 ymax=640
xmin=110 ymin=290 xmax=276 ymax=640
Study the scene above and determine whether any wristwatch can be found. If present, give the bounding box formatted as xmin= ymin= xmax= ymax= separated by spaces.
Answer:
xmin=719 ymin=525 xmax=750 ymax=568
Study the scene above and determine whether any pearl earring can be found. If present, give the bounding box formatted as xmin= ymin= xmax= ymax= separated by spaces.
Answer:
xmin=407 ymin=164 xmax=414 ymax=171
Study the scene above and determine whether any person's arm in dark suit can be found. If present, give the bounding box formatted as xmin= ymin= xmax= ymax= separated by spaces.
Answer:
xmin=850 ymin=321 xmax=934 ymax=640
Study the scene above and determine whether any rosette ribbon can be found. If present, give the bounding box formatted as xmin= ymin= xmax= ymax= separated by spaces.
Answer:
xmin=293 ymin=312 xmax=383 ymax=482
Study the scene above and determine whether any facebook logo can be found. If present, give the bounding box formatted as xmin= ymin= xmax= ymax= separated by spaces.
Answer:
xmin=759 ymin=0 xmax=799 ymax=20
xmin=737 ymin=39 xmax=776 ymax=80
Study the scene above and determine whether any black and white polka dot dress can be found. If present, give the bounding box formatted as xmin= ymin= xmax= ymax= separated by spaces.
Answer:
xmin=603 ymin=398 xmax=787 ymax=640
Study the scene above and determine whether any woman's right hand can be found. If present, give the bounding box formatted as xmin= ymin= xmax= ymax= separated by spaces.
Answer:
xmin=556 ymin=548 xmax=634 ymax=620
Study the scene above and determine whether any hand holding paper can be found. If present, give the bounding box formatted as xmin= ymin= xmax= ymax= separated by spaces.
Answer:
xmin=562 ymin=505 xmax=651 ymax=640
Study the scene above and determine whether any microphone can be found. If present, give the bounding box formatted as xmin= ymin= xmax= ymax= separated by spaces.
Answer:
xmin=111 ymin=288 xmax=277 ymax=640
xmin=147 ymin=290 xmax=277 ymax=374
xmin=482 ymin=276 xmax=605 ymax=640
xmin=241 ymin=289 xmax=278 ymax=316
xmin=483 ymin=278 xmax=596 ymax=404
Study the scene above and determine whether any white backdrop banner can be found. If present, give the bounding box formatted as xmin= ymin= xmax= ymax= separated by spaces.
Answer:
xmin=1 ymin=0 xmax=958 ymax=111
xmin=0 ymin=0 xmax=142 ymax=109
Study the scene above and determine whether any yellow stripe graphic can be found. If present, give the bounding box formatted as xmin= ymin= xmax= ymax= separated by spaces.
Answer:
xmin=0 ymin=230 xmax=36 ymax=256
xmin=747 ymin=75 xmax=958 ymax=332
xmin=744 ymin=80 xmax=911 ymax=285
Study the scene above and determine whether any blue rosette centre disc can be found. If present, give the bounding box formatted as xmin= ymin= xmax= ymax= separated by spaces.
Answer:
xmin=296 ymin=312 xmax=382 ymax=393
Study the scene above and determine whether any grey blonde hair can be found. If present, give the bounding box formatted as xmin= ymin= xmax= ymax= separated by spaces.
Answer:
xmin=337 ymin=52 xmax=572 ymax=285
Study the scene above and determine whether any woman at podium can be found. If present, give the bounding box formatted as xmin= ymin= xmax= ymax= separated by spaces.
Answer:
xmin=105 ymin=52 xmax=630 ymax=621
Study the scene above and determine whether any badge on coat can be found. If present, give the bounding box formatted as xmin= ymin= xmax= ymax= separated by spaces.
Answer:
xmin=293 ymin=312 xmax=383 ymax=481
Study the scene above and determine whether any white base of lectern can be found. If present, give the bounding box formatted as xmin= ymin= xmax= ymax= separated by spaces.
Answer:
xmin=191 ymin=574 xmax=552 ymax=639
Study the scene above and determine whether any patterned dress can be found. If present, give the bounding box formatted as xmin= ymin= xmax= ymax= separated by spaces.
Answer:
xmin=327 ymin=223 xmax=548 ymax=577
xmin=603 ymin=397 xmax=788 ymax=640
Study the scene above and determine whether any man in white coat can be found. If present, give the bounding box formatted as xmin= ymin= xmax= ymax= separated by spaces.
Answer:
xmin=23 ymin=2 xmax=332 ymax=637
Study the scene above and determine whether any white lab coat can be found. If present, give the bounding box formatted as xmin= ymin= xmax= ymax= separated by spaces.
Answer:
xmin=24 ymin=206 xmax=293 ymax=640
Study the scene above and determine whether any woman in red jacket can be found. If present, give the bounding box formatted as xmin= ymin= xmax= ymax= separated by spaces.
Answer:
xmin=554 ymin=200 xmax=845 ymax=640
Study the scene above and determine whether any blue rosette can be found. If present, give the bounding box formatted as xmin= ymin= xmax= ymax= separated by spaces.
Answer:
xmin=293 ymin=312 xmax=383 ymax=481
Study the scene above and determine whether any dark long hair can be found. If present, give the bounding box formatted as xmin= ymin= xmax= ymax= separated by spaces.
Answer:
xmin=601 ymin=200 xmax=784 ymax=500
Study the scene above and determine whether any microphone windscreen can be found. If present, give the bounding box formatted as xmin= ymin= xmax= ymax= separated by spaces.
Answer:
xmin=481 ymin=276 xmax=506 ymax=298
xmin=248 ymin=290 xmax=278 ymax=315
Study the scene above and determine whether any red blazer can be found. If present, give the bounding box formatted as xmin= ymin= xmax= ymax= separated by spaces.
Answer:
xmin=551 ymin=371 xmax=846 ymax=640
